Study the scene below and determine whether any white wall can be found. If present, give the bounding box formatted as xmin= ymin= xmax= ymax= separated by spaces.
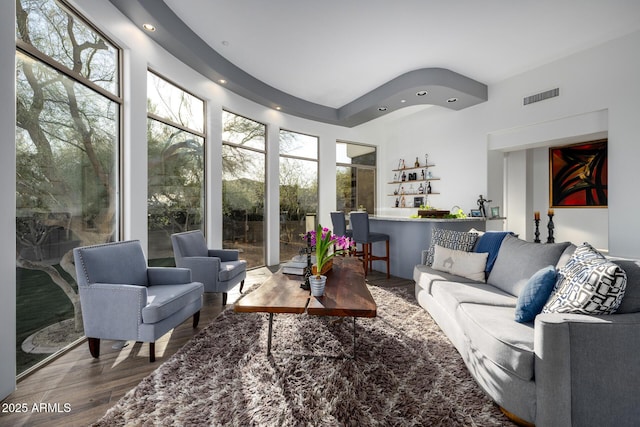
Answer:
xmin=359 ymin=29 xmax=640 ymax=257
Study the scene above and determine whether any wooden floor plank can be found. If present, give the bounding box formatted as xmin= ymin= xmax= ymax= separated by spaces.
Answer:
xmin=0 ymin=266 xmax=411 ymax=426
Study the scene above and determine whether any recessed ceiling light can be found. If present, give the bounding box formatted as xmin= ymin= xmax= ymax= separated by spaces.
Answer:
xmin=416 ymin=90 xmax=428 ymax=97
xmin=447 ymin=97 xmax=458 ymax=103
xmin=222 ymin=40 xmax=230 ymax=47
xmin=275 ymin=106 xmax=281 ymax=111
xmin=142 ymin=23 xmax=156 ymax=32
xmin=400 ymin=99 xmax=407 ymax=103
xmin=219 ymin=79 xmax=227 ymax=84
xmin=378 ymin=106 xmax=388 ymax=111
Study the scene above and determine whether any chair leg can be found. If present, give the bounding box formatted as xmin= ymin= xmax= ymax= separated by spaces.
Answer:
xmin=193 ymin=310 xmax=200 ymax=328
xmin=149 ymin=342 xmax=155 ymax=363
xmin=363 ymin=243 xmax=369 ymax=276
xmin=239 ymin=280 xmax=245 ymax=293
xmin=88 ymin=337 xmax=100 ymax=358
xmin=222 ymin=292 xmax=228 ymax=306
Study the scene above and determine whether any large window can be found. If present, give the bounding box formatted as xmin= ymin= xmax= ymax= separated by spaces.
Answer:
xmin=147 ymin=71 xmax=205 ymax=262
xmin=336 ymin=141 xmax=376 ymax=214
xmin=222 ymin=111 xmax=266 ymax=268
xmin=15 ymin=0 xmax=121 ymax=374
xmin=279 ymin=130 xmax=318 ymax=260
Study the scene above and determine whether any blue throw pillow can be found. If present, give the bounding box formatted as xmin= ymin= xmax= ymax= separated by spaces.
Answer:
xmin=515 ymin=265 xmax=557 ymax=323
xmin=474 ymin=231 xmax=512 ymax=273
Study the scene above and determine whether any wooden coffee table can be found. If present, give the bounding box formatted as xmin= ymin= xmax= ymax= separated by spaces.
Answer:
xmin=234 ymin=257 xmax=377 ymax=358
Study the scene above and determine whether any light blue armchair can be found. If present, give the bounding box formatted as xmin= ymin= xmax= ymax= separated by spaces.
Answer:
xmin=171 ymin=230 xmax=247 ymax=306
xmin=73 ymin=240 xmax=204 ymax=362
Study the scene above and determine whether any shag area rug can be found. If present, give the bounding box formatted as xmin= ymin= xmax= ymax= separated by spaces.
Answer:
xmin=94 ymin=285 xmax=511 ymax=426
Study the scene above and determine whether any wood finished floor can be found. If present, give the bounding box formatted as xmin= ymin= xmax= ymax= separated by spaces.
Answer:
xmin=0 ymin=266 xmax=412 ymax=427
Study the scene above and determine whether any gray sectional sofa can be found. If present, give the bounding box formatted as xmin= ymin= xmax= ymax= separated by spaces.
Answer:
xmin=413 ymin=234 xmax=640 ymax=426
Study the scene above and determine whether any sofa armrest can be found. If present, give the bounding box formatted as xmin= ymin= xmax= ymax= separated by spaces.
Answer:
xmin=208 ymin=249 xmax=239 ymax=261
xmin=147 ymin=267 xmax=192 ymax=285
xmin=534 ymin=312 xmax=640 ymax=426
xmin=79 ymin=283 xmax=147 ymax=339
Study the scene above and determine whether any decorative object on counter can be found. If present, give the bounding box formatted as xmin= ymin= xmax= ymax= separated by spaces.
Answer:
xmin=546 ymin=209 xmax=555 ymax=243
xmin=490 ymin=206 xmax=500 ymax=218
xmin=476 ymin=195 xmax=491 ymax=218
xmin=534 ymin=211 xmax=541 ymax=243
xmin=470 ymin=209 xmax=482 ymax=217
xmin=418 ymin=209 xmax=450 ymax=218
xmin=443 ymin=207 xmax=467 ymax=219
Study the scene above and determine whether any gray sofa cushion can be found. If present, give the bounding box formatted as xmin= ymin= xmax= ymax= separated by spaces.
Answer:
xmin=458 ymin=303 xmax=535 ymax=380
xmin=413 ymin=264 xmax=481 ymax=293
xmin=487 ymin=235 xmax=571 ymax=297
xmin=430 ymin=281 xmax=517 ymax=313
xmin=142 ymin=282 xmax=204 ymax=324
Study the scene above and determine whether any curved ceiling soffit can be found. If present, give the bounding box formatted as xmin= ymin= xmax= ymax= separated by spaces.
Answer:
xmin=108 ymin=0 xmax=488 ymax=127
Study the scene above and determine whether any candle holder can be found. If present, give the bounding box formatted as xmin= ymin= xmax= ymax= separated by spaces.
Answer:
xmin=547 ymin=214 xmax=555 ymax=243
xmin=534 ymin=218 xmax=541 ymax=243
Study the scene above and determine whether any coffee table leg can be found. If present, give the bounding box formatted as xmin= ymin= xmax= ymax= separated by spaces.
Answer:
xmin=352 ymin=317 xmax=356 ymax=359
xmin=267 ymin=313 xmax=274 ymax=356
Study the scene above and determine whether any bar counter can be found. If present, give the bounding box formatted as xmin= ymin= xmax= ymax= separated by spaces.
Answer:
xmin=367 ymin=216 xmax=486 ymax=279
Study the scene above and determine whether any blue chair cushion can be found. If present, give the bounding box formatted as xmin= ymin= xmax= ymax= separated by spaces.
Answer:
xmin=218 ymin=260 xmax=248 ymax=282
xmin=514 ymin=265 xmax=557 ymax=323
xmin=142 ymin=282 xmax=204 ymax=324
xmin=75 ymin=241 xmax=149 ymax=287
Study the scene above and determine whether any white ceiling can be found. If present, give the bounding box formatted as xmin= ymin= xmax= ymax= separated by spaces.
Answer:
xmin=164 ymin=0 xmax=640 ymax=109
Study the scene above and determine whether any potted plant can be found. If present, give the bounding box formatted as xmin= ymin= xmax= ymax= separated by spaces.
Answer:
xmin=306 ymin=224 xmax=354 ymax=296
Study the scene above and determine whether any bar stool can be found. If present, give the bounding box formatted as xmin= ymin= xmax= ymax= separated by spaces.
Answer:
xmin=330 ymin=211 xmax=352 ymax=238
xmin=350 ymin=212 xmax=390 ymax=278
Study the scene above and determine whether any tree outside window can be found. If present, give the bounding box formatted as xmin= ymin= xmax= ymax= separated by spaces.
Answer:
xmin=15 ymin=0 xmax=121 ymax=374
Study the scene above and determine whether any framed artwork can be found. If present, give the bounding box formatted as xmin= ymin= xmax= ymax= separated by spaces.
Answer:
xmin=549 ymin=139 xmax=608 ymax=208
xmin=490 ymin=206 xmax=500 ymax=218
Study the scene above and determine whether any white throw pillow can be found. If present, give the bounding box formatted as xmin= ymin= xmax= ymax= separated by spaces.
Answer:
xmin=432 ymin=245 xmax=488 ymax=282
xmin=542 ymin=242 xmax=627 ymax=315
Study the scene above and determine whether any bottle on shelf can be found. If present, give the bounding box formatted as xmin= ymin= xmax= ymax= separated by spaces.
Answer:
xmin=401 ymin=159 xmax=406 ymax=169
xmin=393 ymin=173 xmax=397 ymax=182
xmin=395 ymin=197 xmax=399 ymax=207
xmin=400 ymin=196 xmax=406 ymax=208
xmin=421 ymin=169 xmax=425 ymax=180
xmin=418 ymin=183 xmax=424 ymax=194
xmin=414 ymin=157 xmax=420 ymax=168
xmin=401 ymin=171 xmax=407 ymax=181
xmin=427 ymin=182 xmax=432 ymax=194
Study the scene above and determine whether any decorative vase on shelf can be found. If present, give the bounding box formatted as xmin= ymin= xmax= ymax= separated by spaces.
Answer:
xmin=309 ymin=275 xmax=327 ymax=297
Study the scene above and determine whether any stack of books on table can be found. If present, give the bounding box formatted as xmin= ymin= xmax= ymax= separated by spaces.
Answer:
xmin=281 ymin=254 xmax=316 ymax=275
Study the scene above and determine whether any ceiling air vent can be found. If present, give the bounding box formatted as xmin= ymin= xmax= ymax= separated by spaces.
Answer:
xmin=523 ymin=88 xmax=559 ymax=105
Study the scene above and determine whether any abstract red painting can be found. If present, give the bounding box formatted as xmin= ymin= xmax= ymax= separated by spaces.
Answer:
xmin=549 ymin=140 xmax=608 ymax=208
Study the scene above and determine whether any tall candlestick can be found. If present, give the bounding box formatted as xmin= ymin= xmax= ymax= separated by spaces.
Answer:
xmin=534 ymin=218 xmax=541 ymax=243
xmin=534 ymin=211 xmax=540 ymax=220
xmin=547 ymin=213 xmax=555 ymax=244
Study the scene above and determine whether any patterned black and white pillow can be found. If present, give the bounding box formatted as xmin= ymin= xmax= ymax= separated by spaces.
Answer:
xmin=425 ymin=228 xmax=479 ymax=266
xmin=542 ymin=243 xmax=627 ymax=315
